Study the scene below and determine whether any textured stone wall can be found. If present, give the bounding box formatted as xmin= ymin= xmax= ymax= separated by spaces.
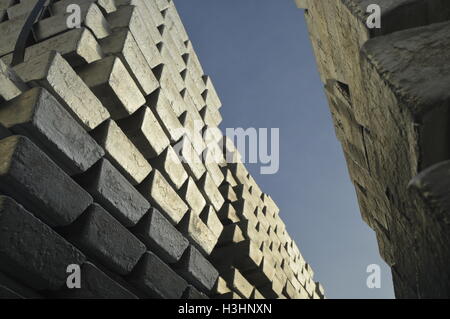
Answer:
xmin=0 ymin=0 xmax=323 ymax=299
xmin=297 ymin=0 xmax=450 ymax=298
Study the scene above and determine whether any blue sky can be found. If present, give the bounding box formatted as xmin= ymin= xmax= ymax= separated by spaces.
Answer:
xmin=174 ymin=0 xmax=395 ymax=299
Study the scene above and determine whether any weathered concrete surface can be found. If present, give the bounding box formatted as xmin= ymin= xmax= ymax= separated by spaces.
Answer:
xmin=217 ymin=203 xmax=240 ymax=225
xmin=13 ymin=51 xmax=109 ymax=131
xmin=204 ymin=148 xmax=225 ymax=187
xmin=150 ymin=145 xmax=189 ymax=190
xmin=251 ymin=288 xmax=265 ymax=299
xmin=0 ymin=60 xmax=27 ymax=101
xmin=91 ymin=119 xmax=151 ymax=185
xmin=220 ymin=267 xmax=253 ymax=299
xmin=64 ymin=204 xmax=146 ymax=275
xmin=2 ymin=28 xmax=104 ymax=68
xmin=100 ymin=29 xmax=159 ymax=95
xmin=219 ymin=183 xmax=238 ymax=203
xmin=129 ymin=251 xmax=187 ymax=299
xmin=202 ymin=75 xmax=222 ymax=109
xmin=200 ymin=105 xmax=222 ymax=128
xmin=200 ymin=205 xmax=224 ymax=238
xmin=156 ymin=0 xmax=172 ymax=12
xmin=152 ymin=63 xmax=187 ymax=117
xmin=184 ymin=41 xmax=205 ymax=91
xmin=107 ymin=5 xmax=162 ymax=68
xmin=0 ymin=266 xmax=42 ymax=299
xmin=147 ymin=89 xmax=186 ymax=143
xmin=133 ymin=208 xmax=189 ymax=264
xmin=217 ymin=224 xmax=245 ymax=247
xmin=244 ymin=256 xmax=276 ymax=288
xmin=407 ymin=161 xmax=450 ymax=297
xmin=35 ymin=1 xmax=111 ymax=41
xmin=183 ymin=70 xmax=205 ymax=111
xmin=138 ymin=169 xmax=188 ymax=225
xmin=0 ymin=136 xmax=92 ymax=227
xmin=300 ymin=0 xmax=450 ymax=298
xmin=0 ymin=14 xmax=27 ymax=57
xmin=117 ymin=106 xmax=170 ymax=159
xmin=115 ymin=0 xmax=164 ymax=46
xmin=175 ymin=245 xmax=219 ymax=293
xmin=0 ymin=196 xmax=86 ymax=290
xmin=77 ymin=158 xmax=150 ymax=227
xmin=0 ymin=87 xmax=104 ymax=175
xmin=182 ymin=285 xmax=208 ymax=299
xmin=198 ymin=172 xmax=225 ymax=212
xmin=56 ymin=262 xmax=137 ymax=299
xmin=213 ymin=276 xmax=231 ymax=296
xmin=179 ymin=177 xmax=206 ymax=215
xmin=177 ymin=211 xmax=217 ymax=256
xmin=360 ymin=22 xmax=450 ymax=296
xmin=0 ymin=0 xmax=321 ymax=300
xmin=77 ymin=56 xmax=145 ymax=120
xmin=159 ymin=30 xmax=185 ymax=89
xmin=212 ymin=240 xmax=262 ymax=272
xmin=52 ymin=0 xmax=116 ymax=15
xmin=173 ymin=135 xmax=206 ymax=181
xmin=179 ymin=110 xmax=206 ymax=156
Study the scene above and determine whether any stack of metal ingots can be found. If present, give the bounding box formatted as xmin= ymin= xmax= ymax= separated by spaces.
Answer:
xmin=0 ymin=0 xmax=324 ymax=299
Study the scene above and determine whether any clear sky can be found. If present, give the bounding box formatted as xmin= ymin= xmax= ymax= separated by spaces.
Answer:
xmin=174 ymin=0 xmax=395 ymax=299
